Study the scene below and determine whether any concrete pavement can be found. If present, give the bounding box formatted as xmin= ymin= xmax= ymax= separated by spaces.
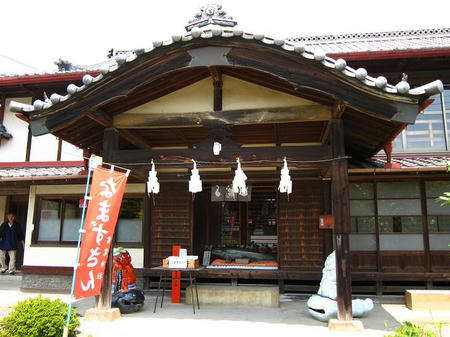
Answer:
xmin=0 ymin=277 xmax=448 ymax=337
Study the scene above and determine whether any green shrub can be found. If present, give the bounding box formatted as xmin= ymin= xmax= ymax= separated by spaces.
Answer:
xmin=0 ymin=296 xmax=79 ymax=337
xmin=385 ymin=321 xmax=437 ymax=337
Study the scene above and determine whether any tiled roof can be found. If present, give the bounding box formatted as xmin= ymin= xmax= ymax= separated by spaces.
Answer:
xmin=8 ymin=26 xmax=443 ymax=116
xmin=0 ymin=165 xmax=83 ymax=180
xmin=0 ymin=60 xmax=110 ymax=79
xmin=350 ymin=155 xmax=450 ymax=170
xmin=374 ymin=155 xmax=449 ymax=168
xmin=289 ymin=28 xmax=450 ymax=55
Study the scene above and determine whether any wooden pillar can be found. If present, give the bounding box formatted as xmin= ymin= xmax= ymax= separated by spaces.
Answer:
xmin=210 ymin=67 xmax=222 ymax=111
xmin=143 ymin=182 xmax=152 ymax=268
xmin=330 ymin=104 xmax=353 ymax=321
xmin=95 ymin=128 xmax=119 ymax=310
xmin=25 ymin=125 xmax=32 ymax=162
xmin=0 ymin=97 xmax=5 ymax=123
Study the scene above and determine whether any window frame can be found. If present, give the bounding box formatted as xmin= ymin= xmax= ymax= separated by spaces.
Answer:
xmin=393 ymin=89 xmax=450 ymax=153
xmin=32 ymin=193 xmax=145 ymax=248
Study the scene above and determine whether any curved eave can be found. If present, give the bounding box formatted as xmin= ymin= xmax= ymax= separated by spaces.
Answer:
xmin=13 ymin=30 xmax=442 ymax=137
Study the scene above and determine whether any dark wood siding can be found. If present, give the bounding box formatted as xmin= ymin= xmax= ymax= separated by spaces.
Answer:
xmin=150 ymin=183 xmax=193 ymax=266
xmin=277 ymin=180 xmax=324 ymax=271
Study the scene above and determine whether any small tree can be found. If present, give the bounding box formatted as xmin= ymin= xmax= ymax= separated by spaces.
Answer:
xmin=0 ymin=296 xmax=80 ymax=337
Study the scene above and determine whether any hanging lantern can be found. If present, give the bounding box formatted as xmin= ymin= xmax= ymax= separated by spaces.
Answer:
xmin=147 ymin=159 xmax=160 ymax=195
xmin=232 ymin=158 xmax=248 ymax=196
xmin=279 ymin=157 xmax=292 ymax=194
xmin=189 ymin=159 xmax=202 ymax=194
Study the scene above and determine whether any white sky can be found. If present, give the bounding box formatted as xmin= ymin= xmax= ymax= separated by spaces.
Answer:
xmin=1 ymin=0 xmax=450 ymax=74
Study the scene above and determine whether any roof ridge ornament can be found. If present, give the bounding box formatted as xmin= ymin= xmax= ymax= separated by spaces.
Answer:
xmin=185 ymin=4 xmax=237 ymax=32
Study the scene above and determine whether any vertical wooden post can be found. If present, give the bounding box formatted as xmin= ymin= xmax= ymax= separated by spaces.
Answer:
xmin=420 ymin=180 xmax=431 ymax=275
xmin=25 ymin=125 xmax=32 ymax=162
xmin=330 ymin=104 xmax=353 ymax=321
xmin=95 ymin=128 xmax=119 ymax=310
xmin=56 ymin=138 xmax=63 ymax=161
xmin=210 ymin=67 xmax=222 ymax=111
xmin=143 ymin=183 xmax=152 ymax=268
xmin=0 ymin=97 xmax=5 ymax=123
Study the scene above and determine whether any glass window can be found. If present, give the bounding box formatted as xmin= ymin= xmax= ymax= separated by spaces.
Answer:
xmin=61 ymin=200 xmax=82 ymax=241
xmin=426 ymin=181 xmax=450 ymax=232
xmin=116 ymin=199 xmax=143 ymax=243
xmin=36 ymin=196 xmax=144 ymax=244
xmin=426 ymin=181 xmax=450 ymax=198
xmin=349 ymin=234 xmax=376 ymax=251
xmin=349 ymin=183 xmax=374 ymax=199
xmin=351 ymin=216 xmax=376 ymax=233
xmin=377 ymin=182 xmax=420 ymax=199
xmin=38 ymin=200 xmax=61 ymax=241
xmin=350 ymin=200 xmax=375 ymax=216
xmin=377 ymin=199 xmax=422 ymax=216
xmin=378 ymin=216 xmax=423 ymax=233
xmin=350 ymin=183 xmax=376 ymax=252
xmin=392 ymin=91 xmax=450 ymax=152
xmin=379 ymin=234 xmax=424 ymax=250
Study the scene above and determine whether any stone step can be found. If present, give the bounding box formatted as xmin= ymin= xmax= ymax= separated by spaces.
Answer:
xmin=406 ymin=289 xmax=450 ymax=311
xmin=186 ymin=284 xmax=279 ymax=308
xmin=0 ymin=271 xmax=22 ymax=282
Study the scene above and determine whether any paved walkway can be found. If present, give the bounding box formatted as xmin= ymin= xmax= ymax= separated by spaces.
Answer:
xmin=0 ymin=278 xmax=448 ymax=337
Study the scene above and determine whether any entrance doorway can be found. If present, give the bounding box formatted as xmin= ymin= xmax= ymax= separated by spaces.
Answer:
xmin=193 ymin=185 xmax=278 ymax=263
xmin=7 ymin=195 xmax=28 ymax=271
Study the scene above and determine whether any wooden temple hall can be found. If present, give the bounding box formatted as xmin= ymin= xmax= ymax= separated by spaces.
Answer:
xmin=11 ymin=6 xmax=448 ymax=319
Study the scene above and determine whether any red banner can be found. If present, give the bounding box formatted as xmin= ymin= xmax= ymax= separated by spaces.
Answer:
xmin=74 ymin=167 xmax=128 ymax=300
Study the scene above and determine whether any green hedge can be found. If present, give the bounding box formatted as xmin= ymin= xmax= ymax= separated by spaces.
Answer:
xmin=385 ymin=322 xmax=437 ymax=337
xmin=0 ymin=296 xmax=80 ymax=337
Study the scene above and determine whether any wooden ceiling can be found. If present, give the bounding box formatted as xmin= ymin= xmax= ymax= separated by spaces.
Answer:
xmin=50 ymin=67 xmax=403 ymax=161
xmin=20 ymin=40 xmax=423 ymax=163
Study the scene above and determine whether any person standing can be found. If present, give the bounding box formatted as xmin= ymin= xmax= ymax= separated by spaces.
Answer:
xmin=0 ymin=213 xmax=25 ymax=275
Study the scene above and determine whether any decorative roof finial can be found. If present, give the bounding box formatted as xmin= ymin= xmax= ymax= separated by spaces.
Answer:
xmin=185 ymin=4 xmax=237 ymax=32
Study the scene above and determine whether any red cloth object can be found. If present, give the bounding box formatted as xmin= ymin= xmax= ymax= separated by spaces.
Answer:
xmin=172 ymin=245 xmax=181 ymax=303
xmin=112 ymin=250 xmax=136 ymax=291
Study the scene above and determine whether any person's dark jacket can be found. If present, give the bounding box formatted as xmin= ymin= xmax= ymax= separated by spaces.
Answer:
xmin=0 ymin=221 xmax=24 ymax=251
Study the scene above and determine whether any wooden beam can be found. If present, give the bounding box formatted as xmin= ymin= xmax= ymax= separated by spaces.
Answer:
xmin=210 ymin=67 xmax=222 ymax=111
xmin=118 ymin=129 xmax=153 ymax=150
xmin=87 ymin=111 xmax=112 ymax=127
xmin=111 ymin=144 xmax=331 ymax=168
xmin=332 ymin=101 xmax=346 ymax=119
xmin=113 ymin=104 xmax=331 ymax=128
xmin=86 ymin=111 xmax=153 ymax=149
xmin=96 ymin=128 xmax=119 ymax=310
xmin=330 ymin=109 xmax=353 ymax=321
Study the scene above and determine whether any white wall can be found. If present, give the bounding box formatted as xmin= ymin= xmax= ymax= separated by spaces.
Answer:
xmin=222 ymin=75 xmax=316 ymax=110
xmin=23 ymin=184 xmax=146 ymax=268
xmin=0 ymin=98 xmax=30 ymax=162
xmin=61 ymin=141 xmax=83 ymax=161
xmin=2 ymin=98 xmax=83 ymax=162
xmin=30 ymin=133 xmax=58 ymax=161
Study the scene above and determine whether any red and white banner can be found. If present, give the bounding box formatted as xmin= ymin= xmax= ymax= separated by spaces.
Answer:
xmin=74 ymin=167 xmax=128 ymax=300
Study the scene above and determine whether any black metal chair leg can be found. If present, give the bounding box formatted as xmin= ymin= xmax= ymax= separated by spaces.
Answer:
xmin=194 ymin=275 xmax=200 ymax=309
xmin=189 ymin=273 xmax=195 ymax=314
xmin=161 ymin=275 xmax=166 ymax=308
xmin=154 ymin=273 xmax=162 ymax=313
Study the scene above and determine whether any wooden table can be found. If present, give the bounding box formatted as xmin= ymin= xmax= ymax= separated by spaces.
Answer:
xmin=152 ymin=266 xmax=203 ymax=314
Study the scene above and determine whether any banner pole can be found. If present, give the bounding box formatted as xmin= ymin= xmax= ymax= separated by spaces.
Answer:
xmin=64 ymin=160 xmax=93 ymax=336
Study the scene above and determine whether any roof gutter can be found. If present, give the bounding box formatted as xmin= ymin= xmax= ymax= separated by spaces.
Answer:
xmin=349 ymin=166 xmax=447 ymax=174
xmin=0 ymin=174 xmax=85 ymax=182
xmin=328 ymin=47 xmax=450 ymax=61
xmin=0 ymin=72 xmax=99 ymax=87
